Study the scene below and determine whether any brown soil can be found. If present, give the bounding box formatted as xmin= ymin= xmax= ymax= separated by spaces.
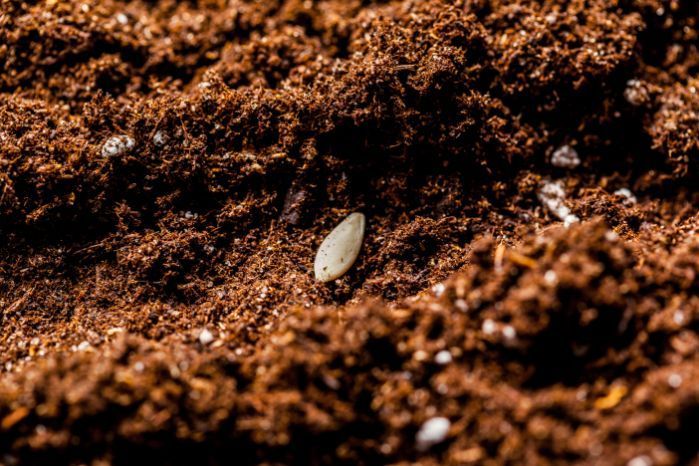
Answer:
xmin=0 ymin=0 xmax=698 ymax=464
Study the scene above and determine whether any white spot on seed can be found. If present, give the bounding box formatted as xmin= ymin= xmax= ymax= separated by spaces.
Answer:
xmin=314 ymin=213 xmax=366 ymax=282
xmin=502 ymin=325 xmax=517 ymax=341
xmin=416 ymin=417 xmax=450 ymax=451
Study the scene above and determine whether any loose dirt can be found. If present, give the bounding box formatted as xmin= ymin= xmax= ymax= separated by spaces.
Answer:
xmin=0 ymin=0 xmax=698 ymax=464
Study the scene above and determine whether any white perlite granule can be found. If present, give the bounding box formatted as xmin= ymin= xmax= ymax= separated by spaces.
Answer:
xmin=101 ymin=135 xmax=135 ymax=157
xmin=551 ymin=145 xmax=580 ymax=169
xmin=482 ymin=319 xmax=496 ymax=335
xmin=668 ymin=373 xmax=683 ymax=388
xmin=544 ymin=270 xmax=558 ymax=285
xmin=198 ymin=328 xmax=214 ymax=345
xmin=673 ymin=310 xmax=685 ymax=325
xmin=454 ymin=299 xmax=468 ymax=312
xmin=432 ymin=283 xmax=446 ymax=297
xmin=152 ymin=130 xmax=169 ymax=147
xmin=434 ymin=350 xmax=452 ymax=365
xmin=627 ymin=455 xmax=653 ymax=466
xmin=502 ymin=325 xmax=516 ymax=341
xmin=415 ymin=417 xmax=450 ymax=451
xmin=538 ymin=180 xmax=579 ymax=227
xmin=624 ymin=79 xmax=650 ymax=106
xmin=614 ymin=188 xmax=637 ymax=205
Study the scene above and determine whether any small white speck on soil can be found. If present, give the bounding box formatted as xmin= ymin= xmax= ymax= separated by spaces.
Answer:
xmin=198 ymin=329 xmax=214 ymax=345
xmin=550 ymin=145 xmax=580 ymax=169
xmin=415 ymin=417 xmax=451 ymax=451
xmin=434 ymin=350 xmax=452 ymax=365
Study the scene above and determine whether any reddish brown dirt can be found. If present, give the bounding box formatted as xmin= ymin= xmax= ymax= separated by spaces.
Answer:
xmin=0 ymin=0 xmax=698 ymax=464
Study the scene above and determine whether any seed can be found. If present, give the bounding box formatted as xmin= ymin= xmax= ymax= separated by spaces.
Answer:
xmin=314 ymin=213 xmax=366 ymax=282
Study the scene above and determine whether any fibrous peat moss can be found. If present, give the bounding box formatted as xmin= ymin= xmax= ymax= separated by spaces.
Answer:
xmin=0 ymin=0 xmax=698 ymax=464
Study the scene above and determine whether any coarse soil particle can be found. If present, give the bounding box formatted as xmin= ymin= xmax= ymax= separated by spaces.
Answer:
xmin=0 ymin=0 xmax=698 ymax=465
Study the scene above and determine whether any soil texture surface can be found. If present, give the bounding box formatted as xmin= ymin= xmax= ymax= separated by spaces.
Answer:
xmin=0 ymin=0 xmax=699 ymax=464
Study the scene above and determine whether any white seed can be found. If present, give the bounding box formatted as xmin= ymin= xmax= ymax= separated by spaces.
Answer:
xmin=314 ymin=213 xmax=366 ymax=282
xmin=416 ymin=417 xmax=450 ymax=451
xmin=551 ymin=145 xmax=580 ymax=169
